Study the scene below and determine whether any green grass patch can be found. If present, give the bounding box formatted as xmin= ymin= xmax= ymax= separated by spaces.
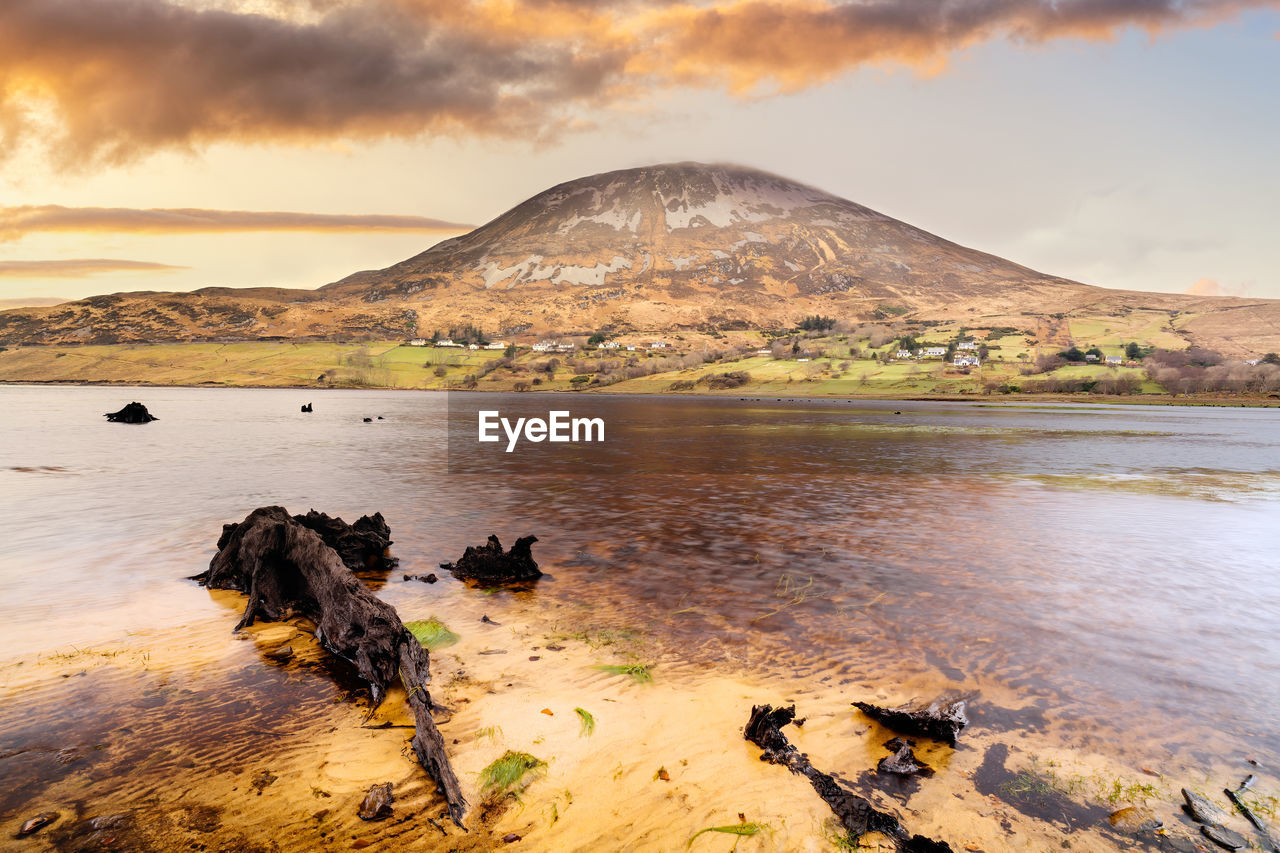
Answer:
xmin=479 ymin=751 xmax=547 ymax=798
xmin=594 ymin=663 xmax=653 ymax=683
xmin=404 ymin=617 xmax=459 ymax=650
xmin=574 ymin=707 xmax=596 ymax=737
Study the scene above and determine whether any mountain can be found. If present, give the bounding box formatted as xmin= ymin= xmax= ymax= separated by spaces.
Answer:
xmin=1 ymin=162 xmax=1277 ymax=354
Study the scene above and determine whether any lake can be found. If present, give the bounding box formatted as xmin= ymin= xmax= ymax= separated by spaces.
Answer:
xmin=1 ymin=385 xmax=1278 ymax=851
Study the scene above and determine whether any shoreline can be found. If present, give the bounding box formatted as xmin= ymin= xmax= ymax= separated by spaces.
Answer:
xmin=2 ymin=378 xmax=1277 ymax=408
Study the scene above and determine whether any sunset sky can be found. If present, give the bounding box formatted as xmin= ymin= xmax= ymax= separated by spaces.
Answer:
xmin=1 ymin=0 xmax=1277 ymax=303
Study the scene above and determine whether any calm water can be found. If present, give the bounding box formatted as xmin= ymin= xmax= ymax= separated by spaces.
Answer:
xmin=2 ymin=385 xmax=1279 ymax=843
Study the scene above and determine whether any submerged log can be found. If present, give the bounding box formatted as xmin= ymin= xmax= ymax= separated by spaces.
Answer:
xmin=193 ymin=506 xmax=466 ymax=826
xmin=745 ymin=704 xmax=952 ymax=852
xmin=441 ymin=535 xmax=541 ymax=584
xmin=104 ymin=402 xmax=157 ymax=423
xmin=852 ymin=694 xmax=970 ymax=746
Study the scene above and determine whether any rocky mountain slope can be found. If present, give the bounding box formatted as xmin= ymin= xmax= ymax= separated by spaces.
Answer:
xmin=1 ymin=162 xmax=1276 ymax=354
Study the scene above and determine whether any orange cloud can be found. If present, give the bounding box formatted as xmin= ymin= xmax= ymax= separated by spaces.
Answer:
xmin=1185 ymin=277 xmax=1250 ymax=297
xmin=0 ymin=259 xmax=187 ymax=278
xmin=0 ymin=205 xmax=475 ymax=241
xmin=1 ymin=0 xmax=1274 ymax=166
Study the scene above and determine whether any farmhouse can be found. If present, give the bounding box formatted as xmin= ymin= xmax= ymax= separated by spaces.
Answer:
xmin=922 ymin=347 xmax=947 ymax=358
xmin=650 ymin=341 xmax=669 ymax=350
xmin=1105 ymin=355 xmax=1122 ymax=365
xmin=953 ymin=355 xmax=981 ymax=367
xmin=434 ymin=338 xmax=462 ymax=348
xmin=531 ymin=340 xmax=555 ymax=352
xmin=957 ymin=341 xmax=978 ymax=351
xmin=407 ymin=338 xmax=428 ymax=347
xmin=895 ymin=349 xmax=914 ymax=359
xmin=484 ymin=341 xmax=508 ymax=350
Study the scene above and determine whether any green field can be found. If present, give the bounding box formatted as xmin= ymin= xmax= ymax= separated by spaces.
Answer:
xmin=0 ymin=329 xmax=1271 ymax=404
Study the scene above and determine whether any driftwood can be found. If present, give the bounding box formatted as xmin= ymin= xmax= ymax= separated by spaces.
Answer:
xmin=1225 ymin=778 xmax=1280 ymax=853
xmin=193 ymin=506 xmax=466 ymax=826
xmin=878 ymin=738 xmax=932 ymax=776
xmin=852 ymin=694 xmax=970 ymax=746
xmin=104 ymin=402 xmax=157 ymax=423
xmin=293 ymin=509 xmax=396 ymax=572
xmin=745 ymin=705 xmax=952 ymax=852
xmin=441 ymin=535 xmax=541 ymax=584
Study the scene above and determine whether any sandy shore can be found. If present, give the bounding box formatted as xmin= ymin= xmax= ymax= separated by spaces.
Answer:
xmin=1 ymin=583 xmax=1258 ymax=852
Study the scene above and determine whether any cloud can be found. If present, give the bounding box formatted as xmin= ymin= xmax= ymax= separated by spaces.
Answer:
xmin=1 ymin=0 xmax=1275 ymax=166
xmin=1185 ymin=277 xmax=1250 ymax=297
xmin=0 ymin=205 xmax=475 ymax=241
xmin=0 ymin=259 xmax=188 ymax=278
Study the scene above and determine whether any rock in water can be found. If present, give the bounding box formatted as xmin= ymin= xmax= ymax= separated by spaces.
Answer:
xmin=1108 ymin=806 xmax=1162 ymax=833
xmin=852 ymin=694 xmax=971 ymax=745
xmin=1183 ymin=789 xmax=1231 ymax=826
xmin=18 ymin=811 xmax=59 ymax=836
xmin=104 ymin=402 xmax=157 ymax=423
xmin=441 ymin=535 xmax=541 ymax=584
xmin=358 ymin=783 xmax=394 ymax=821
xmin=1202 ymin=824 xmax=1248 ymax=850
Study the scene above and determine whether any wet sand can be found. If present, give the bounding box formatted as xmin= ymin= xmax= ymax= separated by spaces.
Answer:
xmin=3 ymin=582 xmax=1268 ymax=852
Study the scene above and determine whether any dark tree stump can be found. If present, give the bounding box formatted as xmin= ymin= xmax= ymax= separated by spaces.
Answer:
xmin=852 ymin=694 xmax=970 ymax=746
xmin=104 ymin=402 xmax=157 ymax=423
xmin=193 ymin=506 xmax=466 ymax=826
xmin=441 ymin=535 xmax=541 ymax=584
xmin=293 ymin=509 xmax=396 ymax=572
xmin=745 ymin=704 xmax=951 ymax=852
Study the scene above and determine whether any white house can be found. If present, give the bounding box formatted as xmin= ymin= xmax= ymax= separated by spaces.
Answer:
xmin=625 ymin=345 xmax=637 ymax=351
xmin=1085 ymin=353 xmax=1100 ymax=362
xmin=895 ymin=349 xmax=914 ymax=359
xmin=755 ymin=349 xmax=772 ymax=356
xmin=555 ymin=340 xmax=576 ymax=353
xmin=922 ymin=347 xmax=947 ymax=358
xmin=434 ymin=338 xmax=462 ymax=348
xmin=468 ymin=343 xmax=479 ymax=350
xmin=957 ymin=341 xmax=979 ymax=351
xmin=1105 ymin=355 xmax=1122 ymax=365
xmin=597 ymin=341 xmax=621 ymax=350
xmin=650 ymin=341 xmax=669 ymax=350
xmin=531 ymin=340 xmax=555 ymax=352
xmin=484 ymin=341 xmax=508 ymax=350
xmin=407 ymin=338 xmax=428 ymax=347
xmin=953 ymin=355 xmax=980 ymax=367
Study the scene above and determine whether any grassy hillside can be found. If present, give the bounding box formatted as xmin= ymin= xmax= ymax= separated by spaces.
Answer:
xmin=2 ymin=319 xmax=1275 ymax=404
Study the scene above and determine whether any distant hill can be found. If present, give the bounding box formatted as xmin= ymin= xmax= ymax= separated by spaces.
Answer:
xmin=0 ymin=297 xmax=70 ymax=309
xmin=1 ymin=162 xmax=1277 ymax=355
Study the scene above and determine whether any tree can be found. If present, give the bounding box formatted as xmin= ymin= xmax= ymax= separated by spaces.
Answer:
xmin=587 ymin=332 xmax=606 ymax=345
xmin=504 ymin=343 xmax=517 ymax=358
xmin=797 ymin=315 xmax=836 ymax=332
xmin=1059 ymin=347 xmax=1086 ymax=362
xmin=1125 ymin=341 xmax=1142 ymax=361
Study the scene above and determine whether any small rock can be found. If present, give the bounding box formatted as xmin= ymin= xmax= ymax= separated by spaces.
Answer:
xmin=655 ymin=767 xmax=670 ymax=782
xmin=545 ymin=644 xmax=565 ymax=651
xmin=1107 ymin=805 xmax=1162 ymax=833
xmin=1201 ymin=824 xmax=1247 ymax=850
xmin=251 ymin=770 xmax=278 ymax=794
xmin=17 ymin=812 xmax=59 ymax=837
xmin=481 ymin=615 xmax=500 ymax=625
xmin=529 ymin=656 xmax=541 ymax=661
xmin=363 ymin=417 xmax=372 ymax=423
xmin=357 ymin=782 xmax=394 ymax=821
xmin=503 ymin=833 xmax=522 ymax=843
xmin=479 ymin=649 xmax=507 ymax=655
xmin=540 ymin=708 xmax=554 ymax=716
xmin=266 ymin=644 xmax=293 ymax=661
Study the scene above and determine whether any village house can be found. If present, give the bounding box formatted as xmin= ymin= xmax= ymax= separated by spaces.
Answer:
xmin=895 ymin=349 xmax=914 ymax=359
xmin=406 ymin=338 xmax=428 ymax=347
xmin=649 ymin=341 xmax=669 ymax=350
xmin=434 ymin=338 xmax=462 ymax=348
xmin=1105 ymin=355 xmax=1122 ymax=365
xmin=596 ymin=341 xmax=621 ymax=349
xmin=957 ymin=341 xmax=979 ymax=351
xmin=1085 ymin=353 xmax=1100 ymax=362
xmin=755 ymin=349 xmax=772 ymax=356
xmin=922 ymin=347 xmax=947 ymax=358
xmin=625 ymin=345 xmax=637 ymax=351
xmin=531 ymin=340 xmax=555 ymax=352
xmin=555 ymin=340 xmax=576 ymax=353
xmin=953 ymin=355 xmax=981 ymax=367
xmin=484 ymin=341 xmax=508 ymax=350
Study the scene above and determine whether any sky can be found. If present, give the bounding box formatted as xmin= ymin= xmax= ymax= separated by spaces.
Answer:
xmin=1 ymin=0 xmax=1277 ymax=303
